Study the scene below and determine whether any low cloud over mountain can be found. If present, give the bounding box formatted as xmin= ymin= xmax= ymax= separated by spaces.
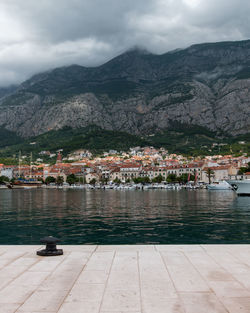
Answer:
xmin=1 ymin=0 xmax=250 ymax=86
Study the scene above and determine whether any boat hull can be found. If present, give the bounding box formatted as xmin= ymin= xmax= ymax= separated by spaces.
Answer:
xmin=7 ymin=181 xmax=43 ymax=189
xmin=207 ymin=186 xmax=232 ymax=190
xmin=207 ymin=181 xmax=232 ymax=190
xmin=9 ymin=185 xmax=40 ymax=189
xmin=227 ymin=180 xmax=250 ymax=196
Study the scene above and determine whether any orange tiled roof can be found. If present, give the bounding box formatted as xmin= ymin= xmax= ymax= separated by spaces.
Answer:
xmin=203 ymin=165 xmax=232 ymax=171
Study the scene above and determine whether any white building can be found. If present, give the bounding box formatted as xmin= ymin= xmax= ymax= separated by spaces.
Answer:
xmin=0 ymin=167 xmax=13 ymax=180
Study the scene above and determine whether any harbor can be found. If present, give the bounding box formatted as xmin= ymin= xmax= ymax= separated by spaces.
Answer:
xmin=1 ymin=1 xmax=250 ymax=313
xmin=1 ymin=244 xmax=250 ymax=313
xmin=1 ymin=182 xmax=206 ymax=190
xmin=0 ymin=188 xmax=250 ymax=245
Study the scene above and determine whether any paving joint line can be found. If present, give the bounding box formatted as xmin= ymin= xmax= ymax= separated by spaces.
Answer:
xmin=203 ymin=247 xmax=250 ymax=291
xmin=97 ymin=248 xmax=116 ymax=313
xmin=0 ymin=251 xmax=32 ymax=292
xmin=183 ymin=250 xmax=231 ymax=313
xmin=227 ymin=247 xmax=250 ymax=270
xmin=55 ymin=246 xmax=99 ymax=313
xmin=159 ymin=250 xmax=187 ymax=313
xmin=13 ymin=249 xmax=69 ymax=313
xmin=180 ymin=250 xmax=211 ymax=289
xmin=137 ymin=250 xmax=143 ymax=313
xmin=220 ymin=249 xmax=250 ymax=293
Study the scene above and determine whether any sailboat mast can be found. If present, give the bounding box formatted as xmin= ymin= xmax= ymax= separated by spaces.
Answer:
xmin=18 ymin=151 xmax=21 ymax=178
xmin=30 ymin=152 xmax=32 ymax=179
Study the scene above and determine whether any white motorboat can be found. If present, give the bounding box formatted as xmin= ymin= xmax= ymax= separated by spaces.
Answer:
xmin=227 ymin=179 xmax=250 ymax=196
xmin=207 ymin=180 xmax=232 ymax=190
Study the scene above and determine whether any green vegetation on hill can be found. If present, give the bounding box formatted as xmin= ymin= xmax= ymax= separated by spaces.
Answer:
xmin=0 ymin=126 xmax=148 ymax=158
xmin=148 ymin=124 xmax=250 ymax=156
xmin=0 ymin=128 xmax=24 ymax=148
xmin=145 ymin=123 xmax=226 ymax=156
xmin=0 ymin=124 xmax=250 ymax=159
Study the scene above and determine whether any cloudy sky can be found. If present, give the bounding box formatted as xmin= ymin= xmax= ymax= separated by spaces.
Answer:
xmin=0 ymin=0 xmax=250 ymax=86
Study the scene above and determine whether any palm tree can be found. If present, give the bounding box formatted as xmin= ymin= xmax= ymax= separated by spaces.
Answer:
xmin=206 ymin=168 xmax=215 ymax=184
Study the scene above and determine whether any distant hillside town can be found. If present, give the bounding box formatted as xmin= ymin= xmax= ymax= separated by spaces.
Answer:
xmin=1 ymin=146 xmax=250 ymax=185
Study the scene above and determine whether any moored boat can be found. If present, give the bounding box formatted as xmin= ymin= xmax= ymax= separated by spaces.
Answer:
xmin=7 ymin=179 xmax=43 ymax=189
xmin=227 ymin=179 xmax=250 ymax=196
xmin=207 ymin=180 xmax=232 ymax=190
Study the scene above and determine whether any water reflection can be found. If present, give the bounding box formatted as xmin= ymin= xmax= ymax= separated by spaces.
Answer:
xmin=0 ymin=189 xmax=250 ymax=244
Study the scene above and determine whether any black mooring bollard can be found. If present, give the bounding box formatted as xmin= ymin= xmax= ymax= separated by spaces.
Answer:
xmin=37 ymin=236 xmax=63 ymax=256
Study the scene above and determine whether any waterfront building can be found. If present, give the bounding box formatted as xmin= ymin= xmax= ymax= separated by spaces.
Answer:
xmin=43 ymin=167 xmax=67 ymax=182
xmin=118 ymin=164 xmax=142 ymax=182
xmin=0 ymin=166 xmax=14 ymax=180
xmin=201 ymin=165 xmax=237 ymax=183
xmin=85 ymin=173 xmax=99 ymax=183
xmin=13 ymin=166 xmax=30 ymax=178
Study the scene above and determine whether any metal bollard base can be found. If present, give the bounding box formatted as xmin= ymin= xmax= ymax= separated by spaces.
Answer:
xmin=37 ymin=248 xmax=63 ymax=256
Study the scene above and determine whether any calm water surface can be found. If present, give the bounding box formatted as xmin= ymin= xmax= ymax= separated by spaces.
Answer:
xmin=0 ymin=189 xmax=250 ymax=244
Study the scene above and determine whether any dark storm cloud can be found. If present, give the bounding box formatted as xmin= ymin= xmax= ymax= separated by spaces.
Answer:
xmin=0 ymin=0 xmax=250 ymax=86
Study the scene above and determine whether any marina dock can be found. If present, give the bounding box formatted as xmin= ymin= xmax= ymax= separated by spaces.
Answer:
xmin=1 ymin=245 xmax=250 ymax=312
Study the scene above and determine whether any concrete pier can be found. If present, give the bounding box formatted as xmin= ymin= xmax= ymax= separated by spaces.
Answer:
xmin=1 ymin=245 xmax=250 ymax=312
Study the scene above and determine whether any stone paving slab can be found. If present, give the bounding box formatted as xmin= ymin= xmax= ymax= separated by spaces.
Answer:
xmin=0 ymin=245 xmax=250 ymax=312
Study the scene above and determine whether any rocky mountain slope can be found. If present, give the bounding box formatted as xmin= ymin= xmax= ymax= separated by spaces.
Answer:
xmin=0 ymin=85 xmax=18 ymax=101
xmin=1 ymin=40 xmax=250 ymax=138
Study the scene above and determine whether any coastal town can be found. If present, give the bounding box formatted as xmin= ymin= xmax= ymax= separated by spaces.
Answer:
xmin=1 ymin=146 xmax=250 ymax=187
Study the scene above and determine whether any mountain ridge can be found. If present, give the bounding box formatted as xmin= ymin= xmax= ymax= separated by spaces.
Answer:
xmin=1 ymin=39 xmax=250 ymax=141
